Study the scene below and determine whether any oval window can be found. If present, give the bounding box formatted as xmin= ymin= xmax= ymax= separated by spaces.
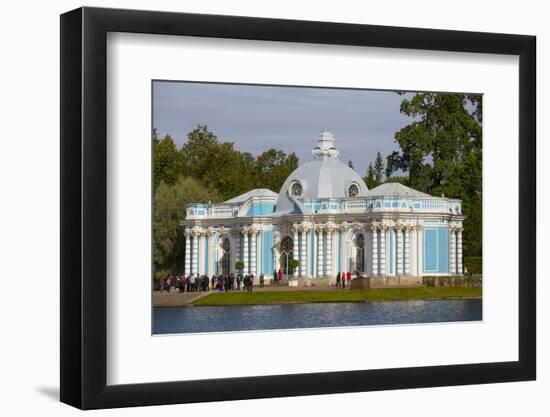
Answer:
xmin=348 ymin=183 xmax=359 ymax=197
xmin=290 ymin=181 xmax=303 ymax=196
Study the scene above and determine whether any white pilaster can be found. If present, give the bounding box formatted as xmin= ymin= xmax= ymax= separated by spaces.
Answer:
xmin=198 ymin=233 xmax=206 ymax=275
xmin=191 ymin=231 xmax=199 ymax=276
xmin=184 ymin=232 xmax=191 ymax=275
xmin=450 ymin=227 xmax=457 ymax=274
xmin=250 ymin=229 xmax=257 ymax=276
xmin=416 ymin=226 xmax=423 ymax=276
xmin=306 ymin=228 xmax=313 ymax=277
xmin=371 ymin=225 xmax=379 ymax=276
xmin=293 ymin=227 xmax=299 ymax=277
xmin=236 ymin=233 xmax=242 ymax=262
xmin=379 ymin=226 xmax=386 ymax=276
xmin=300 ymin=227 xmax=307 ymax=277
xmin=325 ymin=228 xmax=333 ymax=278
xmin=396 ymin=226 xmax=404 ymax=276
xmin=243 ymin=230 xmax=249 ymax=274
xmin=404 ymin=226 xmax=411 ymax=275
xmin=457 ymin=229 xmax=463 ymax=275
xmin=207 ymin=229 xmax=216 ymax=276
xmin=317 ymin=229 xmax=325 ymax=277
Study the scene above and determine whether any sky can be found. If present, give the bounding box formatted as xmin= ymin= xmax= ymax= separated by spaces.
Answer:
xmin=152 ymin=81 xmax=414 ymax=176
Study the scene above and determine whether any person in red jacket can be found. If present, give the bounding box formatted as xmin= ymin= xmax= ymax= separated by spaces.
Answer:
xmin=277 ymin=268 xmax=283 ymax=283
xmin=346 ymin=271 xmax=352 ymax=288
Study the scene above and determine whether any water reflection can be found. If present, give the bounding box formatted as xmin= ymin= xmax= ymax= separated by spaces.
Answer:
xmin=153 ymin=299 xmax=482 ymax=334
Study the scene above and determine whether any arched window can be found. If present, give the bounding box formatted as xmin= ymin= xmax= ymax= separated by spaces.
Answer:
xmin=279 ymin=236 xmax=294 ymax=275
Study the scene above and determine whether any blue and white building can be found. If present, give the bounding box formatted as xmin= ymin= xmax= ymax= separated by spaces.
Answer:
xmin=182 ymin=131 xmax=464 ymax=284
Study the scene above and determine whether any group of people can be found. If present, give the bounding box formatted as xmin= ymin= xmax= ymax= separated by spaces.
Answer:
xmin=156 ymin=269 xmax=354 ymax=292
xmin=158 ymin=275 xmax=211 ymax=293
xmin=335 ymin=271 xmax=353 ymax=289
xmin=158 ymin=272 xmax=278 ymax=293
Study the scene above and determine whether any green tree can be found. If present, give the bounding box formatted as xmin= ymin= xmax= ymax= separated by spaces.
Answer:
xmin=387 ymin=92 xmax=482 ymax=256
xmin=255 ymin=149 xmax=299 ymax=192
xmin=153 ymin=132 xmax=181 ymax=191
xmin=235 ymin=260 xmax=245 ymax=272
xmin=180 ymin=124 xmax=219 ymax=180
xmin=289 ymin=259 xmax=300 ymax=270
xmin=364 ymin=163 xmax=377 ymax=188
xmin=373 ymin=151 xmax=385 ymax=185
xmin=153 ymin=177 xmax=222 ymax=274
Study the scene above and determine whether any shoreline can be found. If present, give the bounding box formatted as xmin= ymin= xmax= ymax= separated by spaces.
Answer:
xmin=153 ymin=287 xmax=482 ymax=308
xmin=155 ymin=296 xmax=482 ymax=308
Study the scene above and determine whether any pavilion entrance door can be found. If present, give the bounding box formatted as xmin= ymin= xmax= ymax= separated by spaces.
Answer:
xmin=220 ymin=238 xmax=231 ymax=276
xmin=280 ymin=235 xmax=294 ymax=278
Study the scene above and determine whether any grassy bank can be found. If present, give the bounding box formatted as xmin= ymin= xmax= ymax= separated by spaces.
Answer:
xmin=191 ymin=286 xmax=482 ymax=306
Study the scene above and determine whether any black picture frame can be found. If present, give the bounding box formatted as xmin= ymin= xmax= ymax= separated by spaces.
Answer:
xmin=60 ymin=6 xmax=536 ymax=410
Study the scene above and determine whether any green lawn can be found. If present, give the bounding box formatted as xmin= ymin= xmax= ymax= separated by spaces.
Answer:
xmin=191 ymin=286 xmax=482 ymax=306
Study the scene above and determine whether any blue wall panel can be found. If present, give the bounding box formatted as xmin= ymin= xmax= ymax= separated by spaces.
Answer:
xmin=261 ymin=230 xmax=274 ymax=275
xmin=438 ymin=227 xmax=449 ymax=273
xmin=246 ymin=203 xmax=275 ymax=217
xmin=424 ymin=229 xmax=438 ymax=271
xmin=423 ymin=227 xmax=450 ymax=273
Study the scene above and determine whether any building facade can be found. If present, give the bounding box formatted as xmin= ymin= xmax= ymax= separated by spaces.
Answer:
xmin=182 ymin=131 xmax=464 ymax=283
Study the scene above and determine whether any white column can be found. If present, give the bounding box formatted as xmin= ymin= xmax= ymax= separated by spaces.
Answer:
xmin=371 ymin=226 xmax=379 ymax=276
xmin=379 ymin=226 xmax=386 ymax=276
xmin=212 ymin=232 xmax=219 ymax=276
xmin=184 ymin=232 xmax=191 ymax=275
xmin=396 ymin=226 xmax=404 ymax=275
xmin=317 ymin=229 xmax=324 ymax=277
xmin=191 ymin=232 xmax=199 ymax=275
xmin=236 ymin=233 xmax=242 ymax=262
xmin=198 ymin=233 xmax=206 ymax=275
xmin=450 ymin=228 xmax=457 ymax=274
xmin=306 ymin=228 xmax=313 ymax=277
xmin=404 ymin=226 xmax=411 ymax=275
xmin=258 ymin=231 xmax=263 ymax=274
xmin=325 ymin=229 xmax=333 ymax=278
xmin=457 ymin=228 xmax=463 ymax=275
xmin=300 ymin=228 xmax=307 ymax=277
xmin=250 ymin=230 xmax=257 ymax=276
xmin=416 ymin=226 xmax=423 ymax=276
xmin=243 ymin=231 xmax=249 ymax=274
xmin=293 ymin=227 xmax=299 ymax=277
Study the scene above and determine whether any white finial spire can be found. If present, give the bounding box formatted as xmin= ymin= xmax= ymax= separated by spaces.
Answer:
xmin=312 ymin=131 xmax=340 ymax=161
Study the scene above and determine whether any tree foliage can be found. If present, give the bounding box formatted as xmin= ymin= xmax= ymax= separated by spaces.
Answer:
xmin=364 ymin=152 xmax=386 ymax=188
xmin=154 ymin=177 xmax=221 ymax=274
xmin=153 ymin=129 xmax=182 ymax=191
xmin=364 ymin=163 xmax=377 ymax=188
xmin=373 ymin=151 xmax=385 ymax=185
xmin=385 ymin=92 xmax=483 ymax=256
xmin=255 ymin=149 xmax=299 ymax=193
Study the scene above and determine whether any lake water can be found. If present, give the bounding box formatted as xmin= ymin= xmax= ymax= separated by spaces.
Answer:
xmin=153 ymin=299 xmax=482 ymax=334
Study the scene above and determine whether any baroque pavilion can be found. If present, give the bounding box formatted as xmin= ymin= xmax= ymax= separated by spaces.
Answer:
xmin=182 ymin=131 xmax=464 ymax=285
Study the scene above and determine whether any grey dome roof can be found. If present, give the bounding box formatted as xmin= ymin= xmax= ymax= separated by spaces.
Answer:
xmin=275 ymin=131 xmax=368 ymax=214
xmin=366 ymin=182 xmax=431 ymax=198
xmin=224 ymin=188 xmax=277 ymax=204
